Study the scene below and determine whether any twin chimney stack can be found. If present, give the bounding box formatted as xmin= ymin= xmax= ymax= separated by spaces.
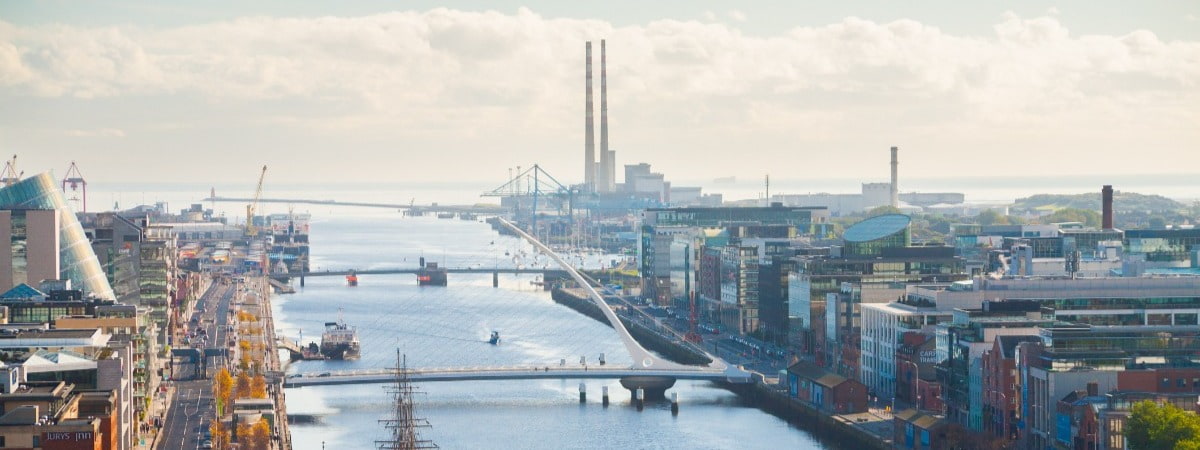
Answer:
xmin=584 ymin=40 xmax=615 ymax=193
xmin=584 ymin=42 xmax=596 ymax=190
xmin=1102 ymin=185 xmax=1114 ymax=229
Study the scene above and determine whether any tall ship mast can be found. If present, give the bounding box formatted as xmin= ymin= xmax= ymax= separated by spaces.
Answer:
xmin=377 ymin=351 xmax=438 ymax=450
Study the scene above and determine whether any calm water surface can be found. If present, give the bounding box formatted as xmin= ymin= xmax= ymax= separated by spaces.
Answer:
xmin=274 ymin=212 xmax=834 ymax=449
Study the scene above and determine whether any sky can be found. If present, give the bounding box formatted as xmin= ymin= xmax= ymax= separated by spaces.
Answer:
xmin=1 ymin=1 xmax=1198 ymax=187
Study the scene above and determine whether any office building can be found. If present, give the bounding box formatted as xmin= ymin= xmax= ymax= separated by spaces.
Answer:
xmin=0 ymin=173 xmax=114 ymax=300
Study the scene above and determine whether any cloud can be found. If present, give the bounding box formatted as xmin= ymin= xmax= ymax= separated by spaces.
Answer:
xmin=1 ymin=9 xmax=1198 ymax=181
xmin=727 ymin=10 xmax=747 ymax=22
xmin=65 ymin=128 xmax=126 ymax=137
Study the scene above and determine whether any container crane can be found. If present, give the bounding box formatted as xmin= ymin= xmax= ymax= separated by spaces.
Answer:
xmin=246 ymin=165 xmax=267 ymax=236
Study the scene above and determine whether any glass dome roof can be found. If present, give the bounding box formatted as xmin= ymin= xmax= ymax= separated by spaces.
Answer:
xmin=843 ymin=214 xmax=911 ymax=243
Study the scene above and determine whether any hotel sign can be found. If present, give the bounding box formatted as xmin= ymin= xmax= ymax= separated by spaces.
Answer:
xmin=43 ymin=431 xmax=94 ymax=441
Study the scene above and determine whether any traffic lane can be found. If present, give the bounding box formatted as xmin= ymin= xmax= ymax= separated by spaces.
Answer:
xmin=161 ymin=382 xmax=202 ymax=450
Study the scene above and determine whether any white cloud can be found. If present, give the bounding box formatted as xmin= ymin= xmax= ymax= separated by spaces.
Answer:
xmin=65 ymin=128 xmax=126 ymax=137
xmin=1 ymin=9 xmax=1197 ymax=182
xmin=728 ymin=10 xmax=747 ymax=22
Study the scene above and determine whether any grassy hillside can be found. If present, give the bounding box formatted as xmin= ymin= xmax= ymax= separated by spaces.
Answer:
xmin=1011 ymin=191 xmax=1182 ymax=213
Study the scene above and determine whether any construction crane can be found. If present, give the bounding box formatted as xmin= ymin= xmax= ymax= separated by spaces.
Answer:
xmin=62 ymin=161 xmax=88 ymax=212
xmin=1 ymin=155 xmax=21 ymax=187
xmin=246 ymin=165 xmax=267 ymax=237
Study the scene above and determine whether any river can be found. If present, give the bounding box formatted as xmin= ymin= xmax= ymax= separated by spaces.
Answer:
xmin=273 ymin=210 xmax=837 ymax=449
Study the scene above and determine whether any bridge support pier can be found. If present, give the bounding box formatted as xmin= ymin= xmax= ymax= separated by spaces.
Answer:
xmin=619 ymin=376 xmax=676 ymax=401
xmin=579 ymin=383 xmax=586 ymax=403
xmin=602 ymin=386 xmax=609 ymax=407
xmin=493 ymin=271 xmax=499 ymax=288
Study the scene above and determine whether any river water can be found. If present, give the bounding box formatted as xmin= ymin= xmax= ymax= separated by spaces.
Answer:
xmin=273 ymin=210 xmax=836 ymax=449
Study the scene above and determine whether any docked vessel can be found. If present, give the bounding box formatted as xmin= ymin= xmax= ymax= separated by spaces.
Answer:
xmin=489 ymin=331 xmax=501 ymax=345
xmin=320 ymin=310 xmax=360 ymax=360
xmin=417 ymin=261 xmax=447 ymax=286
xmin=346 ymin=269 xmax=358 ymax=286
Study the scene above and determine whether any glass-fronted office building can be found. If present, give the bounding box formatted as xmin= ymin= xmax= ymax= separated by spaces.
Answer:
xmin=0 ymin=172 xmax=115 ymax=299
xmin=843 ymin=214 xmax=911 ymax=257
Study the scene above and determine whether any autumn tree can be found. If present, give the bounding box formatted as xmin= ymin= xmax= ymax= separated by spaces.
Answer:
xmin=251 ymin=374 xmax=269 ymax=399
xmin=213 ymin=368 xmax=233 ymax=416
xmin=209 ymin=418 xmax=231 ymax=449
xmin=235 ymin=370 xmax=252 ymax=399
xmin=1125 ymin=400 xmax=1200 ymax=450
xmin=250 ymin=420 xmax=271 ymax=450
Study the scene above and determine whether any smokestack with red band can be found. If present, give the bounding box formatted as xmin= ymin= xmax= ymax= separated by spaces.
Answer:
xmin=1102 ymin=185 xmax=1114 ymax=229
xmin=599 ymin=39 xmax=611 ymax=193
xmin=584 ymin=42 xmax=595 ymax=190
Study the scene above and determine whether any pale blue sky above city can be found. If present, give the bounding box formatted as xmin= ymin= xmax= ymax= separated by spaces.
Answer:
xmin=2 ymin=1 xmax=1197 ymax=184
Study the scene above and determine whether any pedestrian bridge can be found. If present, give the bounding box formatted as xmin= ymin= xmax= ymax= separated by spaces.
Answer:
xmin=284 ymin=365 xmax=753 ymax=388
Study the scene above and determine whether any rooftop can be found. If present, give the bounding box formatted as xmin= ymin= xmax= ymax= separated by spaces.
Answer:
xmin=843 ymin=214 xmax=910 ymax=243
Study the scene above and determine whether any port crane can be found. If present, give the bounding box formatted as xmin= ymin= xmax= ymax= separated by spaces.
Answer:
xmin=246 ymin=165 xmax=267 ymax=236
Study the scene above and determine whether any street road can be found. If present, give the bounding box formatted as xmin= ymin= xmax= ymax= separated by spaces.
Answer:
xmin=160 ymin=279 xmax=235 ymax=449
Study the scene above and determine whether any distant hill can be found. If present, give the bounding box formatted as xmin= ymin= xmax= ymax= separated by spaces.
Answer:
xmin=1012 ymin=191 xmax=1183 ymax=213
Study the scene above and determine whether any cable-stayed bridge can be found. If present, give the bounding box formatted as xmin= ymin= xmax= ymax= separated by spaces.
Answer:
xmin=281 ymin=218 xmax=751 ymax=396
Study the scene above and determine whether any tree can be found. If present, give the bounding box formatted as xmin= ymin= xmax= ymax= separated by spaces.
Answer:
xmin=213 ymin=368 xmax=233 ymax=416
xmin=976 ymin=209 xmax=1009 ymax=226
xmin=250 ymin=374 xmax=268 ymax=399
xmin=1040 ymin=208 xmax=1101 ymax=228
xmin=867 ymin=205 xmax=901 ymax=218
xmin=1125 ymin=400 xmax=1200 ymax=450
xmin=235 ymin=371 xmax=252 ymax=399
xmin=250 ymin=420 xmax=271 ymax=450
xmin=210 ymin=418 xmax=231 ymax=450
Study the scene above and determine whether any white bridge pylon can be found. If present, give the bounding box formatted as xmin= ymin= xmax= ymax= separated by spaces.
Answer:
xmin=499 ymin=218 xmax=727 ymax=373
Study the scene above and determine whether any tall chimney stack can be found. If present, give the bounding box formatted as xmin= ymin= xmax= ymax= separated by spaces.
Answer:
xmin=1102 ymin=185 xmax=1114 ymax=229
xmin=599 ymin=40 xmax=612 ymax=193
xmin=584 ymin=42 xmax=596 ymax=190
xmin=890 ymin=146 xmax=899 ymax=208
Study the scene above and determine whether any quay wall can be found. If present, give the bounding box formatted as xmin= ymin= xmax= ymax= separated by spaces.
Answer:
xmin=550 ymin=288 xmax=711 ymax=366
xmin=722 ymin=382 xmax=889 ymax=450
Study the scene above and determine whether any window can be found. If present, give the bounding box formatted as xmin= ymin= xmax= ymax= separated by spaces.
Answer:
xmin=1177 ymin=378 xmax=1187 ymax=388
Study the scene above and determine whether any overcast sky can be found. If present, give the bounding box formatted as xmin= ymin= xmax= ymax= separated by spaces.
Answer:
xmin=2 ymin=1 xmax=1198 ymax=185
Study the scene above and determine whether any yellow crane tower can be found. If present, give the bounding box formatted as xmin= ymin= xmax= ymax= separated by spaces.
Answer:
xmin=246 ymin=165 xmax=267 ymax=236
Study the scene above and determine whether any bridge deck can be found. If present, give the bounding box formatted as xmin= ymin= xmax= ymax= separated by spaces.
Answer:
xmin=290 ymin=268 xmax=569 ymax=277
xmin=284 ymin=366 xmax=751 ymax=388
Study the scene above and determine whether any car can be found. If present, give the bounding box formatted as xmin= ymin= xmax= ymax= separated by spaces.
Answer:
xmin=201 ymin=440 xmax=213 ymax=449
xmin=316 ymin=372 xmax=332 ymax=377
